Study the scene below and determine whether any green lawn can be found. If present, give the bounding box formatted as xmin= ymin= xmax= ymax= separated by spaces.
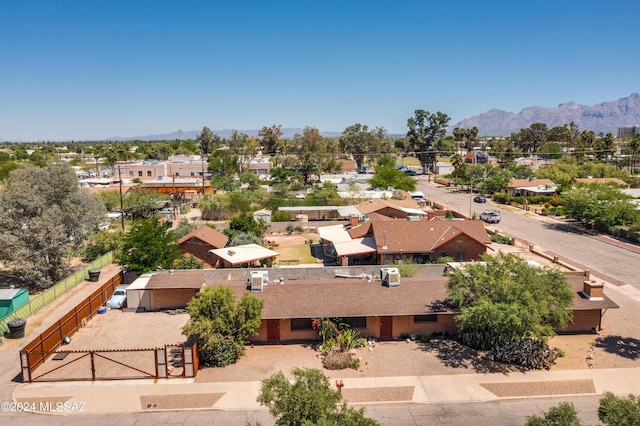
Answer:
xmin=276 ymin=243 xmax=318 ymax=264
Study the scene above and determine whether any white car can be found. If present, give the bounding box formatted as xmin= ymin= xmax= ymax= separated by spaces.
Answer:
xmin=106 ymin=286 xmax=128 ymax=309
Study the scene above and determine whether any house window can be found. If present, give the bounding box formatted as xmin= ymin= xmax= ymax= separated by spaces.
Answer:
xmin=147 ymin=171 xmax=152 ymax=177
xmin=441 ymin=252 xmax=450 ymax=258
xmin=342 ymin=317 xmax=366 ymax=329
xmin=190 ymin=172 xmax=195 ymax=176
xmin=456 ymin=252 xmax=465 ymax=261
xmin=138 ymin=171 xmax=143 ymax=177
xmin=175 ymin=172 xmax=179 ymax=176
xmin=290 ymin=318 xmax=313 ymax=331
xmin=414 ymin=314 xmax=437 ymax=323
xmin=128 ymin=171 xmax=134 ymax=177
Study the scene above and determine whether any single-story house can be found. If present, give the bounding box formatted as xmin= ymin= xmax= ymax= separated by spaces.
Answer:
xmin=209 ymin=243 xmax=280 ymax=268
xmin=319 ymin=213 xmax=491 ymax=266
xmin=0 ymin=287 xmax=29 ymax=318
xmin=127 ymin=268 xmax=617 ymax=342
xmin=507 ymin=178 xmax=557 ymax=197
xmin=178 ymin=225 xmax=229 ymax=267
xmin=351 ymin=198 xmax=425 ymax=219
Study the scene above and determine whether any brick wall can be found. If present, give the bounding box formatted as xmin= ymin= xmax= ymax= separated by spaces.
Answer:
xmin=152 ymin=288 xmax=199 ymax=310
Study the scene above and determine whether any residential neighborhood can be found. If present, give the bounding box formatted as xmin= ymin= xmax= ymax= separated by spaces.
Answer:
xmin=2 ymin=2 xmax=640 ymax=424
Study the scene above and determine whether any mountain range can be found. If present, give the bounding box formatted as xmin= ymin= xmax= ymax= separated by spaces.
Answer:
xmin=106 ymin=128 xmax=341 ymax=142
xmin=451 ymin=93 xmax=640 ymax=136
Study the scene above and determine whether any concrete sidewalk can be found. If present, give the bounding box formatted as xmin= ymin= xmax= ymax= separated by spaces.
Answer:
xmin=11 ymin=366 xmax=640 ymax=415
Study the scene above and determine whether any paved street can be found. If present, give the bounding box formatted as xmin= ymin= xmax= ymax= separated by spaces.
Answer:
xmin=417 ymin=179 xmax=640 ymax=292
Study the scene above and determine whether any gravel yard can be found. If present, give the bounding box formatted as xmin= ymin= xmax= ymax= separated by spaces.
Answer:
xmin=30 ymin=310 xmax=190 ymax=381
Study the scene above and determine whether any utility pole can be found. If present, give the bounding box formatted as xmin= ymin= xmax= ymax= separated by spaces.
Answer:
xmin=118 ymin=166 xmax=125 ymax=230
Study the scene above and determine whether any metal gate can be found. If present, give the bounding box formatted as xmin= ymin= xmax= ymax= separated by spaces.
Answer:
xmin=21 ymin=342 xmax=198 ymax=382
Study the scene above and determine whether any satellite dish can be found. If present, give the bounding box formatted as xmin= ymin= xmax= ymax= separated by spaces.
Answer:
xmin=62 ymin=335 xmax=71 ymax=345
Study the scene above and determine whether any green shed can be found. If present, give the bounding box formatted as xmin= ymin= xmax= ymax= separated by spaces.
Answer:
xmin=0 ymin=288 xmax=29 ymax=318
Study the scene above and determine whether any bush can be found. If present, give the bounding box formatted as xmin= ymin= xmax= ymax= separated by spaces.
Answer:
xmin=271 ymin=211 xmax=291 ymax=222
xmin=491 ymin=337 xmax=559 ymax=370
xmin=490 ymin=234 xmax=512 ymax=245
xmin=322 ymin=350 xmax=360 ymax=370
xmin=526 ymin=402 xmax=583 ymax=426
xmin=493 ymin=191 xmax=510 ymax=204
xmin=393 ymin=258 xmax=418 ymax=277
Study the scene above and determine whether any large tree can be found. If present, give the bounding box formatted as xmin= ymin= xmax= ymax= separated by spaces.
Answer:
xmin=183 ymin=285 xmax=263 ymax=367
xmin=446 ymin=253 xmax=575 ymax=350
xmin=258 ymin=367 xmax=379 ymax=426
xmin=368 ymin=164 xmax=417 ymax=191
xmin=406 ymin=110 xmax=450 ymax=174
xmin=0 ymin=163 xmax=105 ymax=288
xmin=117 ymin=217 xmax=180 ymax=273
xmin=339 ymin=123 xmax=384 ymax=170
xmin=562 ymin=184 xmax=639 ymax=231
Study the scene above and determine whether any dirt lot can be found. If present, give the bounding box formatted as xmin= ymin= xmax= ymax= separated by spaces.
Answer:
xmin=29 ymin=310 xmax=190 ymax=381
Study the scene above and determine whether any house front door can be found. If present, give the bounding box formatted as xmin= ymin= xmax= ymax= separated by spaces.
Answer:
xmin=379 ymin=316 xmax=393 ymax=340
xmin=267 ymin=319 xmax=280 ymax=343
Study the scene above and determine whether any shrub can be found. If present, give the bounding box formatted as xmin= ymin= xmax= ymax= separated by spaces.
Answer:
xmin=322 ymin=351 xmax=360 ymax=370
xmin=337 ymin=329 xmax=366 ymax=351
xmin=393 ymin=258 xmax=418 ymax=277
xmin=271 ymin=211 xmax=291 ymax=222
xmin=493 ymin=191 xmax=510 ymax=204
xmin=491 ymin=337 xmax=559 ymax=370
xmin=490 ymin=234 xmax=512 ymax=245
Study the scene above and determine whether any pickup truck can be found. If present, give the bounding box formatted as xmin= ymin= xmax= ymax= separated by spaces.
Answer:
xmin=479 ymin=210 xmax=501 ymax=224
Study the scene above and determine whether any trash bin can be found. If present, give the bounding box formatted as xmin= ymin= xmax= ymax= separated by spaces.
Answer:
xmin=7 ymin=318 xmax=26 ymax=339
xmin=88 ymin=269 xmax=101 ymax=282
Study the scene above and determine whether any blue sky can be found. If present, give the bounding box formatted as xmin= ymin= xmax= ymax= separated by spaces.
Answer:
xmin=1 ymin=0 xmax=639 ymax=141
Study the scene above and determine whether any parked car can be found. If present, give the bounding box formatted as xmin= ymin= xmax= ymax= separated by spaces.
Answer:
xmin=473 ymin=195 xmax=486 ymax=203
xmin=106 ymin=286 xmax=128 ymax=309
xmin=404 ymin=169 xmax=417 ymax=176
xmin=479 ymin=210 xmax=501 ymax=224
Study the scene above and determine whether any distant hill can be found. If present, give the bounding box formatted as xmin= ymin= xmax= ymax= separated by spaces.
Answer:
xmin=451 ymin=93 xmax=640 ymax=136
xmin=106 ymin=128 xmax=341 ymax=141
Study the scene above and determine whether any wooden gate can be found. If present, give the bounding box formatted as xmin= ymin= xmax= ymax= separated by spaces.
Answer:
xmin=21 ymin=342 xmax=198 ymax=382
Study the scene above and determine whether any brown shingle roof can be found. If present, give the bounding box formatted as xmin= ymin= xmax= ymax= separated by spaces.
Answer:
xmin=178 ymin=225 xmax=229 ymax=249
xmin=354 ymin=198 xmax=420 ymax=214
xmin=508 ymin=178 xmax=555 ymax=188
xmin=144 ymin=270 xmax=617 ymax=318
xmin=371 ymin=218 xmax=491 ymax=253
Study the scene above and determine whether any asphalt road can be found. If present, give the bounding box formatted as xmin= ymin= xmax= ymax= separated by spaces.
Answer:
xmin=417 ymin=180 xmax=640 ymax=289
xmin=0 ymin=395 xmax=604 ymax=425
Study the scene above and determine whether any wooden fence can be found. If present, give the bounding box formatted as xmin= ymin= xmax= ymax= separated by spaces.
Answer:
xmin=19 ymin=271 xmax=122 ymax=382
xmin=0 ymin=252 xmax=114 ymax=335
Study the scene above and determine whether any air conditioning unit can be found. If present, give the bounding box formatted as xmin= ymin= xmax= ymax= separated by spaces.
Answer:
xmin=250 ymin=271 xmax=269 ymax=292
xmin=380 ymin=267 xmax=400 ymax=287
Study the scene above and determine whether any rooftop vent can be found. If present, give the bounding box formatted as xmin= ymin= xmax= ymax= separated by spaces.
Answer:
xmin=380 ymin=267 xmax=400 ymax=288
